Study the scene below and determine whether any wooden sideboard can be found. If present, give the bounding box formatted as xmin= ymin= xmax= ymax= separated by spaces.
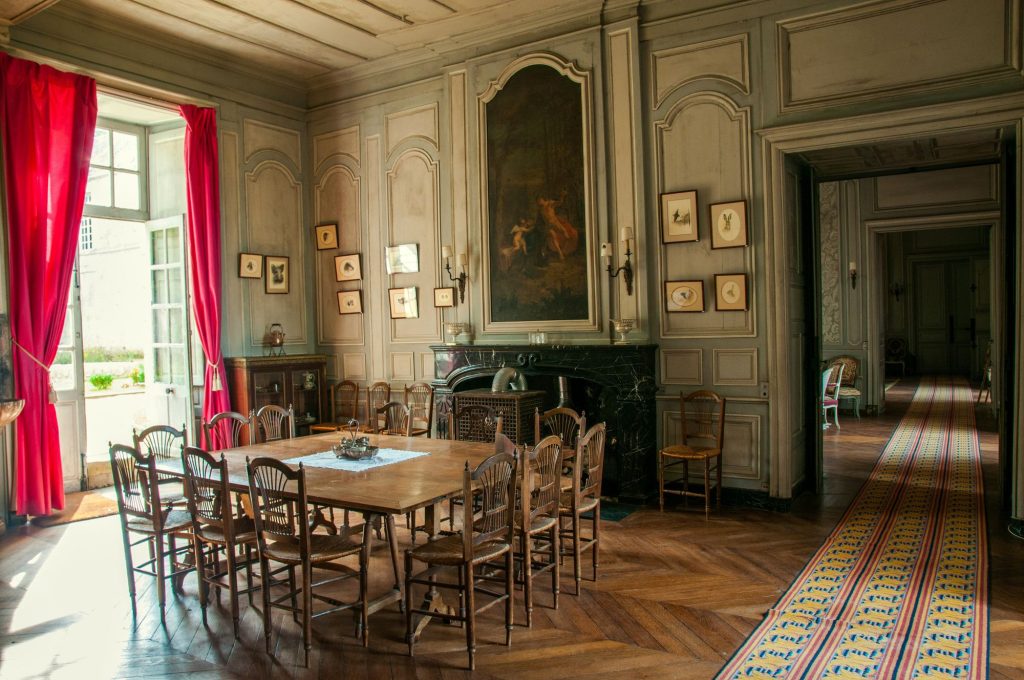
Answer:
xmin=225 ymin=354 xmax=328 ymax=443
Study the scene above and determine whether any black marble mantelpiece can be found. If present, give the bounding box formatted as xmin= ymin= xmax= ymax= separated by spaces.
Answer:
xmin=431 ymin=343 xmax=658 ymax=502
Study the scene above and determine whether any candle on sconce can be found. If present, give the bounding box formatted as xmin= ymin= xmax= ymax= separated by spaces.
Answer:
xmin=457 ymin=253 xmax=468 ymax=267
xmin=848 ymin=261 xmax=857 ymax=272
xmin=441 ymin=245 xmax=453 ymax=260
xmin=620 ymin=227 xmax=634 ymax=243
xmin=600 ymin=242 xmax=611 ymax=259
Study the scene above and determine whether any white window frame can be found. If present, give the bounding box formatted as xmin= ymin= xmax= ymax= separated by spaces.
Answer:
xmin=84 ymin=118 xmax=149 ymax=222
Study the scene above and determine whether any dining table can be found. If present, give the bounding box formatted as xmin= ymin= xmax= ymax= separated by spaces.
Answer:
xmin=154 ymin=430 xmax=498 ymax=633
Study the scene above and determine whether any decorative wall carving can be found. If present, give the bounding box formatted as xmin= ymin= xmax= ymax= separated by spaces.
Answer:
xmin=820 ymin=181 xmax=841 ymax=345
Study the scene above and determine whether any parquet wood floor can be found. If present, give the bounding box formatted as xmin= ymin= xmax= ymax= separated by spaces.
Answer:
xmin=1 ymin=379 xmax=1022 ymax=679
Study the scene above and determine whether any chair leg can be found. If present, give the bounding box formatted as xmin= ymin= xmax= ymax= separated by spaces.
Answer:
xmin=592 ymin=502 xmax=600 ymax=582
xmin=245 ymin=543 xmax=255 ymax=606
xmin=658 ymin=454 xmax=665 ymax=511
xmin=505 ymin=549 xmax=514 ymax=645
xmin=154 ymin=534 xmax=167 ymax=621
xmin=465 ymin=562 xmax=476 ymax=671
xmin=550 ymin=523 xmax=560 ymax=610
xmin=260 ymin=556 xmax=274 ymax=655
xmin=855 ymin=397 xmax=861 ymax=418
xmin=572 ymin=510 xmax=582 ymax=595
xmin=703 ymin=458 xmax=711 ymax=520
xmin=716 ymin=454 xmax=723 ymax=510
xmin=288 ymin=566 xmax=299 ymax=624
xmin=522 ymin=532 xmax=533 ymax=627
xmin=302 ymin=561 xmax=313 ymax=668
xmin=226 ymin=541 xmax=240 ymax=638
xmin=195 ymin=537 xmax=208 ymax=627
xmin=119 ymin=524 xmax=138 ymax=617
xmin=385 ymin=514 xmax=404 ymax=612
xmin=405 ymin=551 xmax=415 ymax=658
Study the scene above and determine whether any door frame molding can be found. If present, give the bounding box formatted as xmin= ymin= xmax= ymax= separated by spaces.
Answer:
xmin=759 ymin=92 xmax=1024 ymax=513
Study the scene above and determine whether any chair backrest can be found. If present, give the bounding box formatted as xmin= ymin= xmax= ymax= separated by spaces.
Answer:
xmin=204 ymin=410 xmax=251 ymax=449
xmin=680 ymin=390 xmax=725 ymax=451
xmin=828 ymin=364 xmax=844 ymax=401
xmin=181 ymin=445 xmax=233 ymax=537
xmin=247 ymin=457 xmax=308 ymax=558
xmin=534 ymin=407 xmax=585 ymax=450
xmin=404 ymin=382 xmax=434 ymax=435
xmin=572 ymin=423 xmax=607 ymax=502
xmin=376 ymin=401 xmax=412 ymax=436
xmin=331 ymin=380 xmax=360 ymax=423
xmin=462 ymin=450 xmax=518 ymax=558
xmin=821 ymin=366 xmax=835 ymax=402
xmin=133 ymin=423 xmax=186 ymax=460
xmin=255 ymin=404 xmax=295 ymax=443
xmin=110 ymin=442 xmax=157 ymax=522
xmin=829 ymin=355 xmax=859 ymax=385
xmin=366 ymin=381 xmax=391 ymax=428
xmin=523 ymin=435 xmax=562 ymax=527
xmin=494 ymin=430 xmax=516 ymax=455
xmin=448 ymin=404 xmax=503 ymax=443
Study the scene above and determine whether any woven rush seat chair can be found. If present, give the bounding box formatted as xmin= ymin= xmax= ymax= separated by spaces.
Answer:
xmin=658 ymin=390 xmax=725 ymax=519
xmin=311 ymin=379 xmax=359 ymax=434
xmin=515 ymin=434 xmax=562 ymax=626
xmin=133 ymin=423 xmax=187 ymax=506
xmin=558 ymin=422 xmax=606 ymax=595
xmin=405 ymin=449 xmax=519 ymax=670
xmin=254 ymin=404 xmax=294 ymax=442
xmin=109 ymin=442 xmax=193 ymax=620
xmin=247 ymin=457 xmax=371 ymax=667
xmin=360 ymin=381 xmax=391 ymax=433
xmin=405 ymin=382 xmax=435 ymax=437
xmin=203 ymin=410 xmax=252 ymax=449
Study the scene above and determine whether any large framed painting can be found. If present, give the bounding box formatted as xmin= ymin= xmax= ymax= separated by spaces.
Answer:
xmin=480 ymin=56 xmax=596 ymax=331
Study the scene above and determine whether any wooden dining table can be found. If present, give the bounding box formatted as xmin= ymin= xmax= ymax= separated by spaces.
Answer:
xmin=154 ymin=430 xmax=496 ymax=630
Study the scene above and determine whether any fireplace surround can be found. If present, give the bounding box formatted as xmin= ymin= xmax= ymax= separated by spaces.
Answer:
xmin=431 ymin=343 xmax=658 ymax=501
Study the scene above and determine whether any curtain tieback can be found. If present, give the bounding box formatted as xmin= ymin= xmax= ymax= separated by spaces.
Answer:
xmin=13 ymin=339 xmax=57 ymax=403
xmin=207 ymin=358 xmax=223 ymax=392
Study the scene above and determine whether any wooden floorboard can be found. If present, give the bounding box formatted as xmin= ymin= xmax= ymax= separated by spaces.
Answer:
xmin=1 ymin=378 xmax=1022 ymax=678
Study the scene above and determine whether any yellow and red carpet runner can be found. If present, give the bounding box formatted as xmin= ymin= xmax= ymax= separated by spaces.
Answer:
xmin=718 ymin=377 xmax=988 ymax=679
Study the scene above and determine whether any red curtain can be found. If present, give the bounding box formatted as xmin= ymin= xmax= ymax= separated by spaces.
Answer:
xmin=0 ymin=54 xmax=97 ymax=516
xmin=179 ymin=105 xmax=230 ymax=448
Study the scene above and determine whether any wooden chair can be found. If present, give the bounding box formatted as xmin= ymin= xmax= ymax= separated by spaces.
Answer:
xmin=448 ymin=404 xmax=502 ymax=443
xmin=254 ymin=404 xmax=295 ymax=443
xmin=311 ymin=379 xmax=360 ymax=433
xmin=109 ymin=442 xmax=193 ymax=620
xmin=181 ymin=446 xmax=259 ymax=637
xmin=829 ymin=354 xmax=861 ymax=418
xmin=558 ymin=423 xmax=606 ymax=595
xmin=361 ymin=381 xmax=392 ymax=432
xmin=203 ymin=410 xmax=252 ymax=449
xmin=405 ymin=382 xmax=434 ymax=437
xmin=515 ymin=434 xmax=562 ymax=626
xmin=247 ymin=457 xmax=370 ymax=667
xmin=823 ymin=364 xmax=844 ymax=429
xmin=133 ymin=423 xmax=187 ymax=505
xmin=405 ymin=449 xmax=519 ymax=670
xmin=376 ymin=401 xmax=412 ymax=436
xmin=658 ymin=391 xmax=725 ymax=519
xmin=534 ymin=407 xmax=585 ymax=450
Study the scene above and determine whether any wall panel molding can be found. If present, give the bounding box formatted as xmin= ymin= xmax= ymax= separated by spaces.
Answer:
xmin=243 ymin=119 xmax=302 ymax=166
xmin=315 ymin=164 xmax=364 ymax=346
xmin=342 ymin=353 xmax=367 ymax=380
xmin=313 ymin=125 xmax=360 ymax=170
xmin=651 ymin=33 xmax=750 ymax=107
xmin=663 ymin=410 xmax=760 ymax=479
xmin=390 ymin=352 xmax=416 ymax=381
xmin=385 ymin=103 xmax=439 ymax=155
xmin=660 ymin=348 xmax=703 ymax=385
xmin=712 ymin=348 xmax=758 ymax=386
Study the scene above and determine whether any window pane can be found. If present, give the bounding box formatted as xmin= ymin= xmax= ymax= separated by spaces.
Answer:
xmin=155 ymin=348 xmax=170 ymax=383
xmin=168 ymin=268 xmax=183 ymax=304
xmin=50 ymin=350 xmax=75 ymax=391
xmin=170 ymin=349 xmax=187 ymax=386
xmin=169 ymin=308 xmax=184 ymax=344
xmin=113 ymin=171 xmax=140 ymax=210
xmin=151 ymin=270 xmax=168 ymax=304
xmin=112 ymin=131 xmax=138 ymax=170
xmin=150 ymin=230 xmax=167 ymax=265
xmin=86 ymin=168 xmax=111 ymax=207
xmin=153 ymin=309 xmax=169 ymax=343
xmin=58 ymin=301 xmax=74 ymax=348
xmin=91 ymin=129 xmax=110 ymax=166
xmin=166 ymin=228 xmax=181 ymax=264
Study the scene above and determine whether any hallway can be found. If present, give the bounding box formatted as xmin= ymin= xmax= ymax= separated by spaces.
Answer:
xmin=0 ymin=380 xmax=1021 ymax=679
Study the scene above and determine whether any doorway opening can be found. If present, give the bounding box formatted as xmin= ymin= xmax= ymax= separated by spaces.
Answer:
xmin=49 ymin=92 xmax=196 ymax=490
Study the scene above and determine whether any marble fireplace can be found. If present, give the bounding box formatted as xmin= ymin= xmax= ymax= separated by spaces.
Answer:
xmin=431 ymin=344 xmax=658 ymax=502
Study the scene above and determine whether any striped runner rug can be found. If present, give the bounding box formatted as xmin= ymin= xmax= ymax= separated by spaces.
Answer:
xmin=717 ymin=377 xmax=988 ymax=679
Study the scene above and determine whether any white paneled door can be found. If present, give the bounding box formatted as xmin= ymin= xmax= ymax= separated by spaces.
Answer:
xmin=51 ymin=262 xmax=86 ymax=493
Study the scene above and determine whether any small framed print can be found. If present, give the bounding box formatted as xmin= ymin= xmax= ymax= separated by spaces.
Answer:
xmin=385 ymin=244 xmax=419 ymax=274
xmin=265 ymin=256 xmax=289 ymax=294
xmin=238 ymin=252 xmax=263 ymax=279
xmin=337 ymin=290 xmax=362 ymax=314
xmin=665 ymin=280 xmax=705 ymax=313
xmin=710 ymin=200 xmax=748 ymax=249
xmin=661 ymin=190 xmax=699 ymax=243
xmin=715 ymin=273 xmax=748 ymax=311
xmin=334 ymin=254 xmax=361 ymax=282
xmin=433 ymin=287 xmax=455 ymax=308
xmin=388 ymin=286 xmax=419 ymax=319
xmin=315 ymin=224 xmax=338 ymax=250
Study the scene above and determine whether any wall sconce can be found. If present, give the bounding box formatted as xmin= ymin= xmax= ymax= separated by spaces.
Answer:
xmin=441 ymin=245 xmax=468 ymax=303
xmin=889 ymin=282 xmax=904 ymax=302
xmin=604 ymin=227 xmax=635 ymax=296
xmin=848 ymin=260 xmax=858 ymax=290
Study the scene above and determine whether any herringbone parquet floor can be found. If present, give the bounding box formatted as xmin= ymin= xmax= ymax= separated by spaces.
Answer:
xmin=2 ymin=379 xmax=1022 ymax=679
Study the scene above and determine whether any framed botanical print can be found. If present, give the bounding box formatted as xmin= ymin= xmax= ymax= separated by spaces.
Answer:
xmin=238 ymin=252 xmax=263 ymax=279
xmin=661 ymin=190 xmax=699 ymax=243
xmin=337 ymin=290 xmax=362 ymax=314
xmin=315 ymin=223 xmax=338 ymax=250
xmin=710 ymin=200 xmax=748 ymax=249
xmin=433 ymin=287 xmax=455 ymax=308
xmin=665 ymin=280 xmax=705 ymax=313
xmin=265 ymin=256 xmax=289 ymax=294
xmin=385 ymin=244 xmax=419 ymax=274
xmin=334 ymin=254 xmax=361 ymax=282
xmin=388 ymin=286 xmax=419 ymax=319
xmin=715 ymin=273 xmax=748 ymax=311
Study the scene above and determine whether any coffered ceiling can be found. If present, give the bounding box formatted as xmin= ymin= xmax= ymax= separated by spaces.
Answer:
xmin=4 ymin=0 xmax=608 ymax=84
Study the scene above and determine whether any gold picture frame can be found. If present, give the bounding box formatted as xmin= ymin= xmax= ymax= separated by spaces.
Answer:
xmin=710 ymin=200 xmax=748 ymax=249
xmin=334 ymin=254 xmax=361 ymax=282
xmin=665 ymin=280 xmax=704 ymax=313
xmin=337 ymin=290 xmax=362 ymax=314
xmin=715 ymin=273 xmax=748 ymax=311
xmin=315 ymin=223 xmax=338 ymax=250
xmin=661 ymin=190 xmax=699 ymax=243
xmin=388 ymin=286 xmax=419 ymax=319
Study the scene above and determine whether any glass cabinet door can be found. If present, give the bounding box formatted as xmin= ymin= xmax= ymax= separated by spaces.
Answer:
xmin=292 ymin=369 xmax=320 ymax=427
xmin=252 ymin=370 xmax=286 ymax=410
